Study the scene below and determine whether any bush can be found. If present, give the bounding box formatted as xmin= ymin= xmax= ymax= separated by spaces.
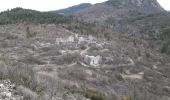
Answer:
xmin=160 ymin=42 xmax=170 ymax=54
xmin=7 ymin=63 xmax=38 ymax=90
xmin=122 ymin=95 xmax=132 ymax=100
xmin=115 ymin=73 xmax=124 ymax=81
xmin=159 ymin=28 xmax=170 ymax=40
xmin=26 ymin=26 xmax=37 ymax=38
xmin=80 ymin=45 xmax=87 ymax=50
xmin=158 ymin=28 xmax=170 ymax=55
xmin=67 ymin=85 xmax=78 ymax=94
xmin=145 ymin=52 xmax=151 ymax=58
xmin=0 ymin=55 xmax=38 ymax=91
xmin=84 ymin=88 xmax=104 ymax=100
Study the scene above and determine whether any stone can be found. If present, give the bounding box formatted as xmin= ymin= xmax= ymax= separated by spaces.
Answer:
xmin=0 ymin=80 xmax=23 ymax=100
xmin=67 ymin=36 xmax=75 ymax=42
xmin=56 ymin=36 xmax=75 ymax=44
xmin=121 ymin=72 xmax=144 ymax=80
xmin=84 ymin=55 xmax=102 ymax=67
xmin=0 ymin=84 xmax=5 ymax=88
xmin=88 ymin=35 xmax=96 ymax=41
xmin=78 ymin=37 xmax=86 ymax=44
xmin=5 ymin=92 xmax=12 ymax=97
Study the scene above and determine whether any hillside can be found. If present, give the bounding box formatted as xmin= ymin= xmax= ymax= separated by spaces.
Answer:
xmin=0 ymin=22 xmax=170 ymax=100
xmin=104 ymin=11 xmax=170 ymax=56
xmin=0 ymin=1 xmax=170 ymax=100
xmin=0 ymin=7 xmax=71 ymax=25
xmin=73 ymin=0 xmax=164 ymax=22
xmin=51 ymin=3 xmax=92 ymax=14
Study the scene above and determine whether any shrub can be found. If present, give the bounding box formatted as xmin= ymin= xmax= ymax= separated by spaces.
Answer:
xmin=26 ymin=26 xmax=37 ymax=38
xmin=159 ymin=28 xmax=170 ymax=40
xmin=0 ymin=56 xmax=38 ymax=91
xmin=84 ymin=88 xmax=104 ymax=100
xmin=115 ymin=73 xmax=124 ymax=81
xmin=145 ymin=52 xmax=151 ymax=58
xmin=160 ymin=43 xmax=169 ymax=53
xmin=80 ymin=45 xmax=87 ymax=50
xmin=122 ymin=95 xmax=132 ymax=100
xmin=68 ymin=85 xmax=78 ymax=94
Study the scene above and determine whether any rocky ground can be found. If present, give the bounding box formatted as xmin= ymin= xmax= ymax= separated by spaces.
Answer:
xmin=0 ymin=80 xmax=23 ymax=100
xmin=0 ymin=23 xmax=169 ymax=100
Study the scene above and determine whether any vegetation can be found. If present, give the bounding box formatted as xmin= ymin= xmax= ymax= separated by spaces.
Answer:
xmin=80 ymin=45 xmax=87 ymax=50
xmin=115 ymin=73 xmax=124 ymax=81
xmin=106 ymin=11 xmax=170 ymax=56
xmin=0 ymin=62 xmax=38 ymax=91
xmin=159 ymin=27 xmax=170 ymax=40
xmin=0 ymin=3 xmax=169 ymax=100
xmin=105 ymin=0 xmax=122 ymax=7
xmin=0 ymin=7 xmax=72 ymax=25
xmin=160 ymin=41 xmax=170 ymax=54
xmin=122 ymin=95 xmax=132 ymax=100
xmin=0 ymin=7 xmax=110 ymax=38
xmin=123 ymin=12 xmax=155 ymax=22
xmin=157 ymin=28 xmax=170 ymax=54
xmin=53 ymin=3 xmax=92 ymax=14
xmin=84 ymin=88 xmax=105 ymax=100
xmin=65 ymin=21 xmax=97 ymax=35
xmin=65 ymin=21 xmax=110 ymax=38
xmin=63 ymin=85 xmax=79 ymax=96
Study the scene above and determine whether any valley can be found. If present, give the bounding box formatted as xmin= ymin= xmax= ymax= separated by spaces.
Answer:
xmin=0 ymin=0 xmax=170 ymax=100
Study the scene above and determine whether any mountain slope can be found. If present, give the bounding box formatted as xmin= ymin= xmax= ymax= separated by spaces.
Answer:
xmin=51 ymin=3 xmax=92 ymax=14
xmin=73 ymin=0 xmax=164 ymax=22
xmin=112 ymin=12 xmax=170 ymax=55
xmin=105 ymin=0 xmax=164 ymax=12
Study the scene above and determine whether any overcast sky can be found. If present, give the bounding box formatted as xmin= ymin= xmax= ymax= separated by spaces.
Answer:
xmin=0 ymin=0 xmax=169 ymax=12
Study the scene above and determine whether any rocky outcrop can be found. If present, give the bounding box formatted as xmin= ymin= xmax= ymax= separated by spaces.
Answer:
xmin=0 ymin=80 xmax=23 ymax=100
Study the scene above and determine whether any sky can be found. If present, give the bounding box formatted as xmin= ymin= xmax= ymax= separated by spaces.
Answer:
xmin=0 ymin=0 xmax=169 ymax=12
